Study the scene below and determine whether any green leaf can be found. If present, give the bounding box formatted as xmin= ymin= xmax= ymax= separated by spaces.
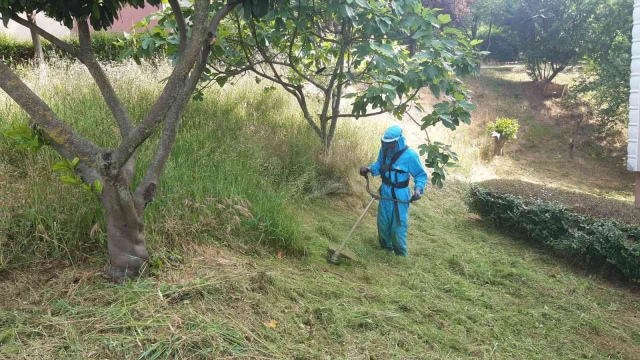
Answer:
xmin=118 ymin=47 xmax=134 ymax=61
xmin=92 ymin=2 xmax=100 ymax=20
xmin=441 ymin=119 xmax=456 ymax=130
xmin=470 ymin=39 xmax=483 ymax=47
xmin=369 ymin=41 xmax=395 ymax=57
xmin=424 ymin=65 xmax=440 ymax=80
xmin=141 ymin=37 xmax=153 ymax=50
xmin=429 ymin=84 xmax=441 ymax=99
xmin=381 ymin=84 xmax=396 ymax=92
xmin=339 ymin=4 xmax=357 ymax=22
xmin=391 ymin=1 xmax=404 ymax=15
xmin=53 ymin=161 xmax=70 ymax=172
xmin=375 ymin=17 xmax=390 ymax=34
xmin=354 ymin=0 xmax=371 ymax=9
xmin=1 ymin=9 xmax=11 ymax=28
xmin=93 ymin=180 xmax=103 ymax=194
xmin=459 ymin=100 xmax=477 ymax=112
xmin=216 ymin=76 xmax=228 ymax=87
xmin=421 ymin=114 xmax=439 ymax=129
xmin=459 ymin=111 xmax=471 ymax=125
xmin=437 ymin=14 xmax=451 ymax=25
xmin=366 ymin=87 xmax=381 ymax=97
xmin=443 ymin=27 xmax=462 ymax=36
xmin=434 ymin=102 xmax=450 ymax=114
xmin=59 ymin=175 xmax=80 ymax=185
xmin=192 ymin=91 xmax=204 ymax=102
xmin=70 ymin=157 xmax=79 ymax=168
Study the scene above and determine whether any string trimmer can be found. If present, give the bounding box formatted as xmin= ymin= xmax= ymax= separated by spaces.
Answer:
xmin=327 ymin=174 xmax=419 ymax=265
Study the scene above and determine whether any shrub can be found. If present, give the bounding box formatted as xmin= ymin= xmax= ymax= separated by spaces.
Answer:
xmin=466 ymin=181 xmax=640 ymax=281
xmin=486 ymin=117 xmax=519 ymax=140
xmin=0 ymin=32 xmax=126 ymax=64
xmin=476 ymin=179 xmax=640 ymax=225
xmin=0 ymin=34 xmax=33 ymax=64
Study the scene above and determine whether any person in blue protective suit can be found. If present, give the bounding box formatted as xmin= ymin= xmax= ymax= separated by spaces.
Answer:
xmin=359 ymin=125 xmax=428 ymax=257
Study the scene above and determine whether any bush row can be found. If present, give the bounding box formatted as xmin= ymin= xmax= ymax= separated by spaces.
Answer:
xmin=466 ymin=183 xmax=640 ymax=281
xmin=0 ymin=31 xmax=125 ymax=64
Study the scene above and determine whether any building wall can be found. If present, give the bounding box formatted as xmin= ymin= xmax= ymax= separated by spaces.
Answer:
xmin=109 ymin=5 xmax=162 ymax=32
xmin=70 ymin=4 xmax=162 ymax=34
xmin=630 ymin=0 xmax=640 ymax=172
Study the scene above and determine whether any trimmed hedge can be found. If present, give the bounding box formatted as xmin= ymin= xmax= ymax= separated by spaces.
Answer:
xmin=467 ymin=182 xmax=640 ymax=281
xmin=0 ymin=31 xmax=125 ymax=64
xmin=477 ymin=179 xmax=640 ymax=226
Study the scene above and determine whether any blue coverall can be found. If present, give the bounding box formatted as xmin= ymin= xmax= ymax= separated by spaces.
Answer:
xmin=369 ymin=125 xmax=427 ymax=256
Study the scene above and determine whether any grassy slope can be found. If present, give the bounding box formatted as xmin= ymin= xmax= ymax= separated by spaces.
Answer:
xmin=1 ymin=64 xmax=639 ymax=359
xmin=2 ymin=185 xmax=639 ymax=359
xmin=468 ymin=65 xmax=635 ymax=202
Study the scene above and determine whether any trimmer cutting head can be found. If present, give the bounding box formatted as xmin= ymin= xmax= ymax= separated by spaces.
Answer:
xmin=326 ymin=246 xmax=358 ymax=265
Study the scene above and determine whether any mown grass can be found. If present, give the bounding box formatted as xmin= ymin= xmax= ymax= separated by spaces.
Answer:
xmin=0 ymin=63 xmax=639 ymax=359
xmin=1 ymin=183 xmax=639 ymax=359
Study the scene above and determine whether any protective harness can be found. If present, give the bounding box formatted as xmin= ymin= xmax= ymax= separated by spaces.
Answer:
xmin=380 ymin=146 xmax=409 ymax=226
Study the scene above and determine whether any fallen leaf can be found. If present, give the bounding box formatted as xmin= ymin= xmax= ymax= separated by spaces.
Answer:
xmin=263 ymin=320 xmax=278 ymax=329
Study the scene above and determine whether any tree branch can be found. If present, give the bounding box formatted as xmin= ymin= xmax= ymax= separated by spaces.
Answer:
xmin=338 ymin=89 xmax=420 ymax=119
xmin=136 ymin=0 xmax=242 ymax=203
xmin=295 ymin=87 xmax=323 ymax=139
xmin=327 ymin=47 xmax=346 ymax=146
xmin=15 ymin=14 xmax=135 ymax=139
xmin=76 ymin=19 xmax=134 ymax=138
xmin=0 ymin=62 xmax=105 ymax=166
xmin=286 ymin=26 xmax=327 ymax=91
xmin=319 ymin=20 xmax=348 ymax=142
xmin=10 ymin=14 xmax=80 ymax=59
xmin=231 ymin=12 xmax=322 ymax=139
xmin=111 ymin=0 xmax=213 ymax=173
xmin=136 ymin=47 xmax=212 ymax=204
xmin=205 ymin=0 xmax=242 ymax=45
xmin=168 ymin=0 xmax=188 ymax=56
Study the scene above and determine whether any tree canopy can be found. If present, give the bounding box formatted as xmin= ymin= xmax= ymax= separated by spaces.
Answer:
xmin=0 ymin=0 xmax=161 ymax=29
xmin=124 ymin=0 xmax=481 ymax=187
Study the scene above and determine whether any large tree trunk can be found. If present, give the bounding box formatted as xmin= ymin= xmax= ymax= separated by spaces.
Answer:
xmin=101 ymin=181 xmax=149 ymax=282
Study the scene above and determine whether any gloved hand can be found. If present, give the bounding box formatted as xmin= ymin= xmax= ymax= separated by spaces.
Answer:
xmin=411 ymin=188 xmax=423 ymax=201
xmin=359 ymin=166 xmax=371 ymax=177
